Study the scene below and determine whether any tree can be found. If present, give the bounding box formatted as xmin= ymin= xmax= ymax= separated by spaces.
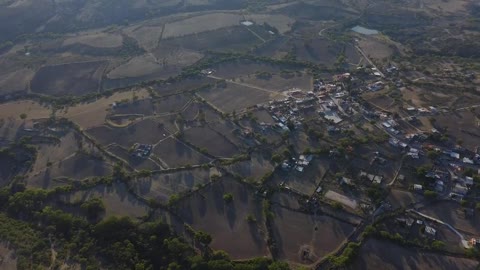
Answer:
xmin=19 ymin=113 xmax=27 ymax=120
xmin=424 ymin=190 xmax=437 ymax=200
xmin=432 ymin=240 xmax=446 ymax=250
xmin=81 ymin=197 xmax=105 ymax=219
xmin=223 ymin=193 xmax=233 ymax=203
xmin=268 ymin=261 xmax=290 ymax=270
xmin=194 ymin=231 xmax=212 ymax=246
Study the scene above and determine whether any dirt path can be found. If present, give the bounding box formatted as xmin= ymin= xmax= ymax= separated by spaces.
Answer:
xmin=354 ymin=45 xmax=385 ymax=77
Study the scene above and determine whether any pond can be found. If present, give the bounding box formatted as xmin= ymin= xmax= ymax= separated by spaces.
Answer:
xmin=351 ymin=25 xmax=379 ymax=35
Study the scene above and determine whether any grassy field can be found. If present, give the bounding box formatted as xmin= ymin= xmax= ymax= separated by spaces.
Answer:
xmin=59 ymin=89 xmax=150 ymax=129
xmin=198 ymin=82 xmax=278 ymax=113
xmin=0 ymin=68 xmax=35 ymax=94
xmin=272 ymin=206 xmax=355 ymax=265
xmin=160 ymin=26 xmax=262 ymax=52
xmin=133 ymin=168 xmax=215 ymax=204
xmin=62 ymin=183 xmax=150 ymax=219
xmin=63 ymin=32 xmax=123 ymax=48
xmin=224 ymin=153 xmax=274 ymax=182
xmin=31 ymin=61 xmax=106 ymax=96
xmin=152 ymin=137 xmax=211 ymax=168
xmin=153 ymin=94 xmax=192 ymax=114
xmin=86 ymin=118 xmax=170 ymax=148
xmin=162 ymin=13 xmax=243 ymax=38
xmin=27 ymin=153 xmax=112 ymax=189
xmin=349 ymin=238 xmax=479 ymax=270
xmin=183 ymin=126 xmax=239 ymax=157
xmin=106 ymin=144 xmax=161 ymax=170
xmin=240 ymin=73 xmax=312 ymax=92
xmin=175 ymin=177 xmax=269 ymax=259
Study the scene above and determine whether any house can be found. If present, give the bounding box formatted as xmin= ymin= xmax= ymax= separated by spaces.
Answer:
xmin=464 ymin=176 xmax=474 ymax=187
xmin=340 ymin=177 xmax=354 ymax=186
xmin=435 ymin=180 xmax=444 ymax=192
xmin=425 ymin=226 xmax=436 ymax=238
xmin=450 ymin=152 xmax=460 ymax=159
xmin=453 ymin=184 xmax=469 ymax=196
xmin=463 ymin=157 xmax=474 ymax=164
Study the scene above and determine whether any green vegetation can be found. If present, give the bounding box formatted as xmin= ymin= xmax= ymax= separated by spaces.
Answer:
xmin=223 ymin=193 xmax=234 ymax=203
xmin=328 ymin=242 xmax=360 ymax=267
xmin=80 ymin=197 xmax=105 ymax=219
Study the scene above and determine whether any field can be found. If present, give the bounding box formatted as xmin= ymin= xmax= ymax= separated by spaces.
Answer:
xmin=271 ymin=191 xmax=302 ymax=210
xmin=153 ymin=76 xmax=216 ymax=96
xmin=357 ymin=36 xmax=394 ymax=60
xmin=349 ymin=238 xmax=479 ymax=270
xmin=198 ymin=82 xmax=280 ymax=113
xmin=244 ymin=14 xmax=295 ymax=34
xmin=63 ymin=32 xmax=123 ymax=48
xmin=182 ymin=126 xmax=239 ymax=157
xmin=86 ymin=118 xmax=170 ymax=148
xmin=325 ymin=190 xmax=358 ymax=209
xmin=106 ymin=144 xmax=161 ymax=170
xmin=208 ymin=120 xmax=246 ymax=147
xmin=107 ymin=50 xmax=202 ymax=80
xmin=0 ymin=68 xmax=34 ymax=94
xmin=431 ymin=110 xmax=480 ymax=150
xmin=30 ymin=61 xmax=106 ymax=96
xmin=152 ymin=137 xmax=211 ymax=168
xmin=212 ymin=60 xmax=286 ymax=79
xmin=387 ymin=189 xmax=419 ymax=209
xmin=418 ymin=201 xmax=480 ymax=235
xmin=62 ymin=183 xmax=150 ymax=219
xmin=240 ymin=73 xmax=312 ymax=92
xmin=272 ymin=206 xmax=355 ymax=265
xmin=224 ymin=153 xmax=274 ymax=182
xmin=162 ymin=13 xmax=243 ymax=38
xmin=30 ymin=131 xmax=86 ymax=173
xmin=153 ymin=94 xmax=192 ymax=114
xmin=175 ymin=177 xmax=269 ymax=259
xmin=0 ymin=100 xmax=50 ymax=121
xmin=363 ymin=91 xmax=396 ymax=110
xmin=124 ymin=25 xmax=164 ymax=51
xmin=270 ymin=158 xmax=329 ymax=196
xmin=27 ymin=153 xmax=112 ymax=189
xmin=132 ymin=168 xmax=215 ymax=203
xmin=160 ymin=26 xmax=263 ymax=52
xmin=59 ymin=89 xmax=150 ymax=129
xmin=110 ymin=98 xmax=155 ymax=116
